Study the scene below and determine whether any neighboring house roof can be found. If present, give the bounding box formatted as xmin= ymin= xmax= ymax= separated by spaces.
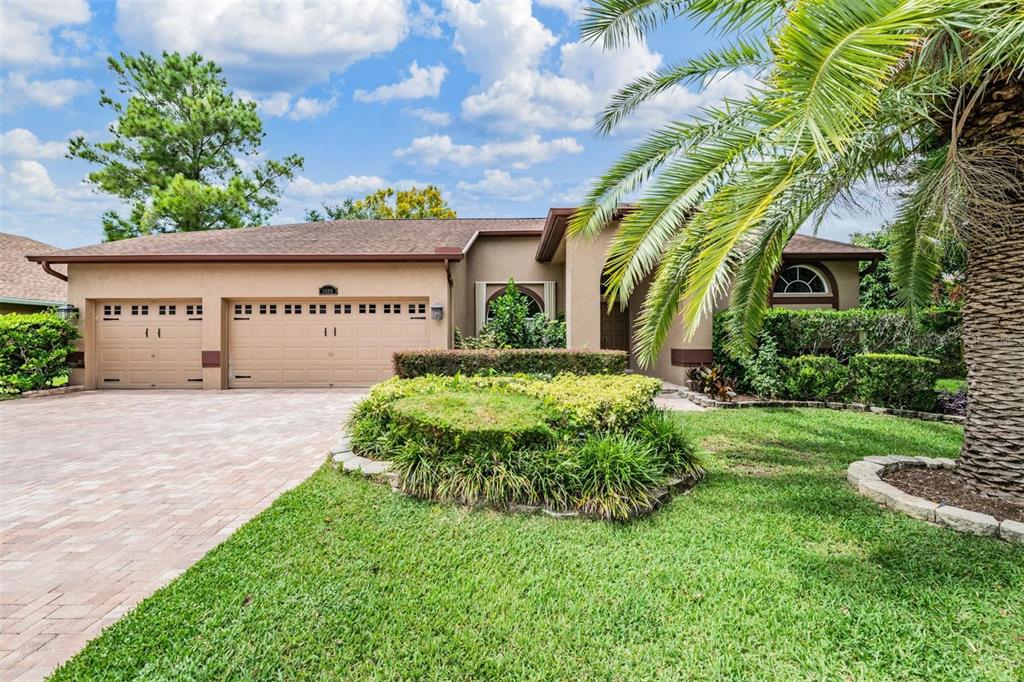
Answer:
xmin=0 ymin=232 xmax=67 ymax=305
xmin=25 ymin=219 xmax=546 ymax=263
xmin=535 ymin=207 xmax=884 ymax=262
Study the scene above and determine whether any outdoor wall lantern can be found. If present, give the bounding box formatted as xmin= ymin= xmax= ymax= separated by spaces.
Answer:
xmin=430 ymin=303 xmax=444 ymax=321
xmin=55 ymin=304 xmax=80 ymax=321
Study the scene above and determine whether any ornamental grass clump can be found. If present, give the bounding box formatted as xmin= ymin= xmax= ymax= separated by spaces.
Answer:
xmin=346 ymin=374 xmax=702 ymax=520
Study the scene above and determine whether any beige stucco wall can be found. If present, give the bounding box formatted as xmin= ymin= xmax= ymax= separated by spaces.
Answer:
xmin=66 ymin=261 xmax=449 ymax=389
xmin=458 ymin=235 xmax=564 ymax=336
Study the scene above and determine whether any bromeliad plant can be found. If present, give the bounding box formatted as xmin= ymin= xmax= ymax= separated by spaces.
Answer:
xmin=573 ymin=0 xmax=1023 ymax=498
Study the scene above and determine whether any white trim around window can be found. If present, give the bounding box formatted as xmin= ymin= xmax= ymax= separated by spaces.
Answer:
xmin=474 ymin=280 xmax=556 ymax=333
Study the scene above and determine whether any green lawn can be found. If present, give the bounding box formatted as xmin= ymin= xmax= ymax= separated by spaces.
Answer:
xmin=935 ymin=377 xmax=967 ymax=393
xmin=52 ymin=409 xmax=1023 ymax=681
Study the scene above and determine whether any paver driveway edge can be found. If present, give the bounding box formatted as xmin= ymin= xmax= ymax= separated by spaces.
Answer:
xmin=0 ymin=388 xmax=365 ymax=681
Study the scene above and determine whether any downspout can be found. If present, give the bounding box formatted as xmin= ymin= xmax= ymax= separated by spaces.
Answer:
xmin=859 ymin=260 xmax=879 ymax=278
xmin=444 ymin=259 xmax=454 ymax=349
xmin=40 ymin=261 xmax=68 ymax=282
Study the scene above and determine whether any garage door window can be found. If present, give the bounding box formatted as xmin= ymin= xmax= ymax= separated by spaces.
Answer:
xmin=131 ymin=304 xmax=149 ymax=316
xmin=308 ymin=304 xmax=327 ymax=314
xmin=158 ymin=305 xmax=176 ymax=315
xmin=186 ymin=304 xmax=203 ymax=317
xmin=234 ymin=304 xmax=252 ymax=316
xmin=410 ymin=303 xmax=426 ymax=318
xmin=103 ymin=304 xmax=122 ymax=317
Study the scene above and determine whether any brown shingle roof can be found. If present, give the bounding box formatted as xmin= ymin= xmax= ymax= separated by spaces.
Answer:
xmin=27 ymin=219 xmax=546 ymax=263
xmin=1 ymin=233 xmax=67 ymax=304
xmin=782 ymin=233 xmax=883 ymax=260
xmin=536 ymin=208 xmax=884 ymax=262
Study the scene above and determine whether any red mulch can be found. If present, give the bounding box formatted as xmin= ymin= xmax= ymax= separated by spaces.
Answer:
xmin=883 ymin=467 xmax=1024 ymax=523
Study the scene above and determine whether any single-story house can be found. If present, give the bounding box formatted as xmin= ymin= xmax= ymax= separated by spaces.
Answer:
xmin=1 ymin=233 xmax=67 ymax=314
xmin=27 ymin=209 xmax=881 ymax=389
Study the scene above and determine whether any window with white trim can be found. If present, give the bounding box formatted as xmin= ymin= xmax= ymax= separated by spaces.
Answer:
xmin=773 ymin=265 xmax=828 ymax=294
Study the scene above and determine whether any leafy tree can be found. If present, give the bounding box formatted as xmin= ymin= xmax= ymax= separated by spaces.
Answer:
xmin=457 ymin=280 xmax=566 ymax=349
xmin=305 ymin=185 xmax=455 ymax=221
xmin=573 ymin=0 xmax=1023 ymax=497
xmin=68 ymin=52 xmax=303 ymax=241
xmin=854 ymin=224 xmax=967 ymax=309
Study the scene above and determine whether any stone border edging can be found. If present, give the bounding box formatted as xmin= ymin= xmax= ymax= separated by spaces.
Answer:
xmin=327 ymin=435 xmax=698 ymax=520
xmin=678 ymin=389 xmax=964 ymax=424
xmin=20 ymin=385 xmax=86 ymax=399
xmin=846 ymin=455 xmax=1022 ymax=543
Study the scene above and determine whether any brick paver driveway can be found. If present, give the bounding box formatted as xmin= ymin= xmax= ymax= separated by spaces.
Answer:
xmin=0 ymin=388 xmax=363 ymax=680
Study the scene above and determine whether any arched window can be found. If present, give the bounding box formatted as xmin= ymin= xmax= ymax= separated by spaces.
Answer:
xmin=486 ymin=285 xmax=544 ymax=322
xmin=773 ymin=264 xmax=829 ymax=294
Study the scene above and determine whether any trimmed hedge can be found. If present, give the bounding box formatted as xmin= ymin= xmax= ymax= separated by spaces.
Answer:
xmin=714 ymin=307 xmax=963 ymax=381
xmin=780 ymin=355 xmax=850 ymax=401
xmin=393 ymin=348 xmax=627 ymax=378
xmin=0 ymin=312 xmax=80 ymax=393
xmin=849 ymin=353 xmax=940 ymax=411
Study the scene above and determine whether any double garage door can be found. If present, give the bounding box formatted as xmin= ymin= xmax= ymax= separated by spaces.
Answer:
xmin=228 ymin=299 xmax=430 ymax=388
xmin=95 ymin=298 xmax=430 ymax=389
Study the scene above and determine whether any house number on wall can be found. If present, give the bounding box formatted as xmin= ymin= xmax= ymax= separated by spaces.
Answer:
xmin=319 ymin=285 xmax=338 ymax=296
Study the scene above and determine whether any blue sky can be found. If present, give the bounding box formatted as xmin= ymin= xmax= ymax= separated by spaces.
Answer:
xmin=1 ymin=0 xmax=889 ymax=248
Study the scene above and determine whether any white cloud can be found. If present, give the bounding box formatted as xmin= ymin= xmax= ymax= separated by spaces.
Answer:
xmin=444 ymin=0 xmax=556 ymax=82
xmin=1 ymin=73 xmax=94 ymax=112
xmin=238 ymin=91 xmax=337 ymax=121
xmin=394 ymin=134 xmax=582 ymax=169
xmin=552 ymin=177 xmax=595 ymax=205
xmin=2 ymin=160 xmax=57 ymax=198
xmin=287 ymin=175 xmax=389 ymax=199
xmin=288 ymin=96 xmax=337 ymax=121
xmin=406 ymin=108 xmax=452 ymax=126
xmin=410 ymin=1 xmax=443 ymax=38
xmin=354 ymin=61 xmax=448 ymax=103
xmin=0 ymin=129 xmax=68 ymax=160
xmin=536 ymin=0 xmax=587 ymax=19
xmin=115 ymin=0 xmax=409 ymax=92
xmin=0 ymin=0 xmax=91 ymax=65
xmin=457 ymin=169 xmax=551 ymax=201
xmin=445 ymin=1 xmax=755 ymax=132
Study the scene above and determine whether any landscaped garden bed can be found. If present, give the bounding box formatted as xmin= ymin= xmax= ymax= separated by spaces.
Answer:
xmin=345 ymin=373 xmax=703 ymax=520
xmin=50 ymin=408 xmax=1023 ymax=681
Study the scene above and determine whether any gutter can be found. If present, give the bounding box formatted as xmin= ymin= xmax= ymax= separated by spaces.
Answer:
xmin=40 ymin=261 xmax=68 ymax=281
xmin=0 ymin=296 xmax=65 ymax=306
xmin=27 ymin=253 xmax=467 ymax=264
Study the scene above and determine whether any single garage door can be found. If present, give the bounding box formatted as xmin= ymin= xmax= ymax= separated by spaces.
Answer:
xmin=96 ymin=301 xmax=204 ymax=388
xmin=229 ymin=299 xmax=430 ymax=388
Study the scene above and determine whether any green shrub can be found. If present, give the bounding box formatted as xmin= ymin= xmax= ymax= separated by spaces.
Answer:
xmin=714 ymin=307 xmax=964 ymax=380
xmin=516 ymin=373 xmax=661 ymax=430
xmin=347 ymin=374 xmax=701 ymax=520
xmin=574 ymin=434 xmax=663 ymax=520
xmin=780 ymin=355 xmax=850 ymax=401
xmin=744 ymin=333 xmax=784 ymax=398
xmin=633 ymin=410 xmax=701 ymax=478
xmin=393 ymin=348 xmax=627 ymax=378
xmin=458 ymin=279 xmax=567 ymax=349
xmin=849 ymin=353 xmax=940 ymax=411
xmin=0 ymin=312 xmax=80 ymax=393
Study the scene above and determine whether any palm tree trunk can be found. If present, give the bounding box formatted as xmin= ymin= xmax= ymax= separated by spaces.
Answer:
xmin=954 ymin=78 xmax=1024 ymax=500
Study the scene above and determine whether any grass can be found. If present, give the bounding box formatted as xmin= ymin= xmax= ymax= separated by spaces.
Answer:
xmin=936 ymin=377 xmax=967 ymax=393
xmin=51 ymin=409 xmax=1023 ymax=681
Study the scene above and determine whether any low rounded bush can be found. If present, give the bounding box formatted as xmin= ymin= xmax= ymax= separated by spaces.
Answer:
xmin=0 ymin=312 xmax=79 ymax=393
xmin=346 ymin=375 xmax=702 ymax=520
xmin=780 ymin=355 xmax=850 ymax=401
xmin=849 ymin=353 xmax=940 ymax=411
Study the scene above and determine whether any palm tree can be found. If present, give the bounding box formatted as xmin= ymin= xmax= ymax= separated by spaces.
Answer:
xmin=571 ymin=0 xmax=1023 ymax=498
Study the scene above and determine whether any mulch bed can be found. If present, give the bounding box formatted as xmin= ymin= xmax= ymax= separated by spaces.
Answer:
xmin=883 ymin=467 xmax=1024 ymax=523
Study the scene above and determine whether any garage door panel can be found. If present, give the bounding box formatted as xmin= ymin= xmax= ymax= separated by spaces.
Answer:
xmin=229 ymin=299 xmax=428 ymax=388
xmin=96 ymin=301 xmax=202 ymax=389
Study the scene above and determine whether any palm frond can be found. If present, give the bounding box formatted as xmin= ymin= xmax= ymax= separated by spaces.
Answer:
xmin=685 ymin=0 xmax=790 ymax=34
xmin=630 ymin=230 xmax=700 ymax=367
xmin=569 ymin=100 xmax=760 ymax=241
xmin=602 ymin=112 xmax=764 ymax=304
xmin=597 ymin=39 xmax=767 ymax=133
xmin=772 ymin=0 xmax=948 ymax=156
xmin=580 ymin=0 xmax=685 ymax=48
